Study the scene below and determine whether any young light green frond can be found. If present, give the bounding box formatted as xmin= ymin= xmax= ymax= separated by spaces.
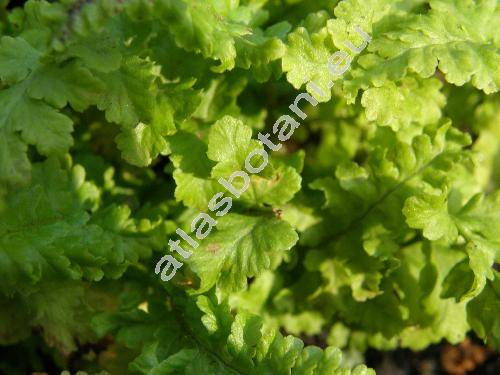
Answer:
xmin=344 ymin=0 xmax=500 ymax=101
xmin=188 ymin=213 xmax=298 ymax=294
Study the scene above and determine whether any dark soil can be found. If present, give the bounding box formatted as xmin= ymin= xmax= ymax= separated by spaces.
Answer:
xmin=366 ymin=336 xmax=500 ymax=375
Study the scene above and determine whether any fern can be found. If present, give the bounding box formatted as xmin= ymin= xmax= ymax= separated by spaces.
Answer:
xmin=0 ymin=0 xmax=498 ymax=373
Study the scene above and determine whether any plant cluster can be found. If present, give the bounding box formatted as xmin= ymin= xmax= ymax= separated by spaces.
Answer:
xmin=0 ymin=0 xmax=498 ymax=374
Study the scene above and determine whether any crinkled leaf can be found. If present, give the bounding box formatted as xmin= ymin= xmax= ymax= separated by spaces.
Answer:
xmin=188 ymin=213 xmax=298 ymax=293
